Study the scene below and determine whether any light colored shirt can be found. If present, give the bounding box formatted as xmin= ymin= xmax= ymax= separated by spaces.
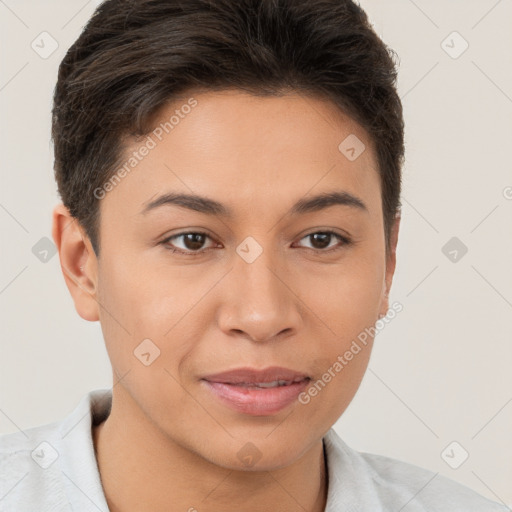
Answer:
xmin=0 ymin=388 xmax=508 ymax=511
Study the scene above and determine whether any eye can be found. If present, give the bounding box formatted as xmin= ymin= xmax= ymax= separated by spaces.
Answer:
xmin=160 ymin=229 xmax=352 ymax=256
xmin=294 ymin=230 xmax=352 ymax=252
xmin=160 ymin=231 xmax=217 ymax=255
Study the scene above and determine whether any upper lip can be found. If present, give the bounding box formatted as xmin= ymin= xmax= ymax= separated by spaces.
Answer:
xmin=202 ymin=366 xmax=311 ymax=384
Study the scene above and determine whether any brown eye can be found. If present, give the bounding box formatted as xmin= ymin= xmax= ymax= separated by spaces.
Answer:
xmin=180 ymin=233 xmax=208 ymax=251
xmin=308 ymin=232 xmax=333 ymax=250
xmin=161 ymin=231 xmax=216 ymax=254
xmin=296 ymin=231 xmax=351 ymax=252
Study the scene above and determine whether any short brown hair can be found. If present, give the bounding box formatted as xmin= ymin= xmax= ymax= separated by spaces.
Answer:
xmin=52 ymin=0 xmax=404 ymax=257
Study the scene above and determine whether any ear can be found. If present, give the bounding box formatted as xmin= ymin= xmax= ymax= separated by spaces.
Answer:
xmin=378 ymin=212 xmax=400 ymax=319
xmin=51 ymin=203 xmax=100 ymax=322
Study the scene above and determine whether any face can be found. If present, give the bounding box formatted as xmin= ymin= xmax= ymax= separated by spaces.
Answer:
xmin=55 ymin=89 xmax=399 ymax=471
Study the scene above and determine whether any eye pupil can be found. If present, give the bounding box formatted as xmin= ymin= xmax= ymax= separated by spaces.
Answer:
xmin=183 ymin=233 xmax=206 ymax=250
xmin=309 ymin=232 xmax=331 ymax=249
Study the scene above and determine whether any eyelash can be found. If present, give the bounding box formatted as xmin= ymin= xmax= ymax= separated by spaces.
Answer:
xmin=159 ymin=230 xmax=352 ymax=256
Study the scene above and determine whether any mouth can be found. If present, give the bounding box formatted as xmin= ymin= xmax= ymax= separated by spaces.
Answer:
xmin=217 ymin=377 xmax=310 ymax=388
xmin=201 ymin=365 xmax=311 ymax=385
xmin=200 ymin=366 xmax=311 ymax=415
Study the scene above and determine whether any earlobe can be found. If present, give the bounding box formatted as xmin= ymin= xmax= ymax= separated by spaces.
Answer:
xmin=51 ymin=203 xmax=100 ymax=322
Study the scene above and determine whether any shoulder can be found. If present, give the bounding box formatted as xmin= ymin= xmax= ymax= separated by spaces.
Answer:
xmin=323 ymin=429 xmax=509 ymax=511
xmin=0 ymin=420 xmax=71 ymax=512
xmin=0 ymin=389 xmax=111 ymax=512
xmin=359 ymin=450 xmax=508 ymax=511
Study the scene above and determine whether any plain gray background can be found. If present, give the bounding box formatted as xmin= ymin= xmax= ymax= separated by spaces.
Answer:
xmin=1 ymin=0 xmax=511 ymax=506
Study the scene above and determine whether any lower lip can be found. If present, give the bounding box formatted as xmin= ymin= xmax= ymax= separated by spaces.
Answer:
xmin=201 ymin=379 xmax=310 ymax=416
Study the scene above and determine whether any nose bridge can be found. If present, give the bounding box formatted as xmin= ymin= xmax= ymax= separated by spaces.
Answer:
xmin=221 ymin=240 xmax=300 ymax=341
xmin=239 ymin=250 xmax=281 ymax=308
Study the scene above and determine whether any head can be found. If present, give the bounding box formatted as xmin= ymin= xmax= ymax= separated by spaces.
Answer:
xmin=52 ymin=0 xmax=404 ymax=470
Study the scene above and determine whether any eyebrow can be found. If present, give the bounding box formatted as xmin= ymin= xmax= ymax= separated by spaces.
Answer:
xmin=140 ymin=190 xmax=368 ymax=217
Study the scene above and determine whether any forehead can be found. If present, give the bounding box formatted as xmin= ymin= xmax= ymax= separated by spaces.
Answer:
xmin=102 ymin=89 xmax=381 ymax=223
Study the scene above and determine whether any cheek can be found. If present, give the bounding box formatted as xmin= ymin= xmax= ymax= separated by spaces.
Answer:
xmin=97 ymin=251 xmax=176 ymax=331
xmin=96 ymin=258 xmax=200 ymax=375
xmin=297 ymin=254 xmax=383 ymax=398
xmin=300 ymin=256 xmax=385 ymax=335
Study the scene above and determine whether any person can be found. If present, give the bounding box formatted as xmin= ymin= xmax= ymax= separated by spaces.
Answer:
xmin=0 ymin=0 xmax=507 ymax=511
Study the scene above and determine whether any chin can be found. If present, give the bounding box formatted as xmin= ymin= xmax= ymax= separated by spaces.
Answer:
xmin=196 ymin=431 xmax=311 ymax=472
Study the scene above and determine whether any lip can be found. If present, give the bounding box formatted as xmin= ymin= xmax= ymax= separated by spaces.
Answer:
xmin=201 ymin=366 xmax=311 ymax=416
xmin=201 ymin=366 xmax=310 ymax=384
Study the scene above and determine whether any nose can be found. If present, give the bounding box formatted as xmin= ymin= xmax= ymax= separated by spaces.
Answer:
xmin=217 ymin=247 xmax=303 ymax=343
